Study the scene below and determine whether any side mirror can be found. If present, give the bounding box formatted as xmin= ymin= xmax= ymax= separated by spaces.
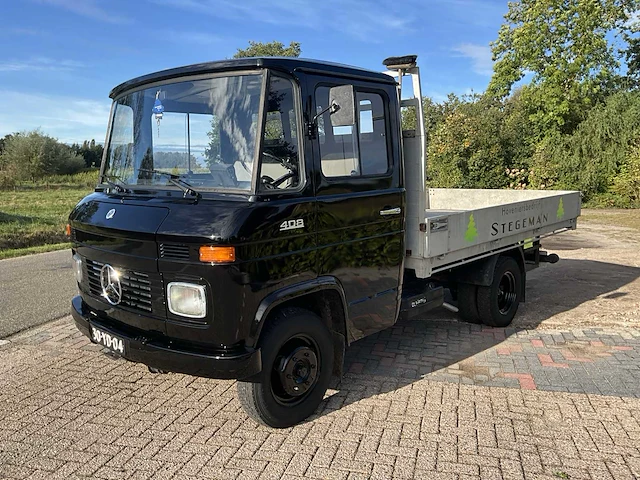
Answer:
xmin=329 ymin=85 xmax=356 ymax=127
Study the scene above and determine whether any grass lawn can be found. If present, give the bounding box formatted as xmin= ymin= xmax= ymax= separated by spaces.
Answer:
xmin=0 ymin=187 xmax=92 ymax=257
xmin=580 ymin=208 xmax=640 ymax=231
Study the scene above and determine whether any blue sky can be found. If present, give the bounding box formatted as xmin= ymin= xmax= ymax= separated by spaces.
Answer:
xmin=0 ymin=0 xmax=508 ymax=144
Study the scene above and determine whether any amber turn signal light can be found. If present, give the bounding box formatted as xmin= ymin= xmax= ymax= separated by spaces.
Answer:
xmin=199 ymin=246 xmax=235 ymax=263
xmin=65 ymin=223 xmax=71 ymax=237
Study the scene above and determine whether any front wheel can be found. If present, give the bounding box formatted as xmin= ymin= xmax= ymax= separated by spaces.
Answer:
xmin=477 ymin=256 xmax=523 ymax=327
xmin=237 ymin=307 xmax=333 ymax=428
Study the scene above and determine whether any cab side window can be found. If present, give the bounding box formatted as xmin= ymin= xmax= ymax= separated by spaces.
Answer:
xmin=357 ymin=92 xmax=389 ymax=176
xmin=316 ymin=86 xmax=359 ymax=177
xmin=316 ymin=87 xmax=389 ymax=178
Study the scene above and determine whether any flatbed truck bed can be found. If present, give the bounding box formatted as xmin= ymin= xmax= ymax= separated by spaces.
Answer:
xmin=407 ymin=188 xmax=581 ymax=278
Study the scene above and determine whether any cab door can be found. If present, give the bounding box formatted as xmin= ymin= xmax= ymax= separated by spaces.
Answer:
xmin=311 ymin=78 xmax=404 ymax=342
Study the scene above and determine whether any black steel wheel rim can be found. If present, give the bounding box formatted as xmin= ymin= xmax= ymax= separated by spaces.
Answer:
xmin=497 ymin=271 xmax=517 ymax=314
xmin=271 ymin=335 xmax=320 ymax=406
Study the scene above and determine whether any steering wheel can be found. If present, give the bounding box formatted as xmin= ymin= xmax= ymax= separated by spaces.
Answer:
xmin=260 ymin=151 xmax=298 ymax=190
xmin=261 ymin=171 xmax=297 ymax=190
xmin=260 ymin=175 xmax=277 ymax=190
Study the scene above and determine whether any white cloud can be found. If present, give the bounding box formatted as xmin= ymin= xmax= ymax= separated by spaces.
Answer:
xmin=0 ymin=90 xmax=111 ymax=143
xmin=0 ymin=57 xmax=83 ymax=73
xmin=452 ymin=43 xmax=493 ymax=76
xmin=33 ymin=0 xmax=132 ymax=24
xmin=151 ymin=0 xmax=413 ymax=41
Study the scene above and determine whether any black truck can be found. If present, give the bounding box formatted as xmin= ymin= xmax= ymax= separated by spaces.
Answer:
xmin=69 ymin=55 xmax=580 ymax=427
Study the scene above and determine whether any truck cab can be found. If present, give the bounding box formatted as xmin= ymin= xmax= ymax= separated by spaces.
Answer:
xmin=69 ymin=56 xmax=579 ymax=428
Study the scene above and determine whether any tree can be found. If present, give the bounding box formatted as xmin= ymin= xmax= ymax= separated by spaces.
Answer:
xmin=0 ymin=130 xmax=85 ymax=181
xmin=488 ymin=0 xmax=637 ymax=133
xmin=613 ymin=142 xmax=640 ymax=206
xmin=529 ymin=90 xmax=640 ymax=201
xmin=623 ymin=30 xmax=640 ymax=87
xmin=233 ymin=41 xmax=301 ymax=58
xmin=0 ymin=134 xmax=14 ymax=157
xmin=427 ymin=94 xmax=524 ymax=189
xmin=71 ymin=139 xmax=104 ymax=168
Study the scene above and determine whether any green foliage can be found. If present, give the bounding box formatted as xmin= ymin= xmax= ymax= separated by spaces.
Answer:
xmin=488 ymin=0 xmax=637 ymax=133
xmin=612 ymin=143 xmax=640 ymax=206
xmin=401 ymin=97 xmax=446 ymax=141
xmin=529 ymin=91 xmax=640 ymax=201
xmin=623 ymin=36 xmax=640 ymax=87
xmin=233 ymin=41 xmax=301 ymax=58
xmin=70 ymin=139 xmax=104 ymax=168
xmin=0 ymin=130 xmax=85 ymax=182
xmin=427 ymin=94 xmax=531 ymax=189
xmin=0 ymin=134 xmax=14 ymax=157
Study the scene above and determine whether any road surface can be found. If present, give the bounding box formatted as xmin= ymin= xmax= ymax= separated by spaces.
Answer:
xmin=0 ymin=249 xmax=75 ymax=338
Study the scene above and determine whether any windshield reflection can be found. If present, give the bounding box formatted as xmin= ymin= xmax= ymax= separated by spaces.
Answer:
xmin=102 ymin=73 xmax=264 ymax=192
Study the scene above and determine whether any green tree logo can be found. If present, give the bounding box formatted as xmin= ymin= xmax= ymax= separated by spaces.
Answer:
xmin=557 ymin=199 xmax=565 ymax=220
xmin=465 ymin=214 xmax=478 ymax=242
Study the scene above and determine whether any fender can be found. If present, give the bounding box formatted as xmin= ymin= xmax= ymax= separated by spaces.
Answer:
xmin=246 ymin=276 xmax=349 ymax=348
xmin=445 ymin=247 xmax=526 ymax=299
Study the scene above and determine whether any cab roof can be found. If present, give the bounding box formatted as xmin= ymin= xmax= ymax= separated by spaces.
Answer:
xmin=109 ymin=57 xmax=396 ymax=98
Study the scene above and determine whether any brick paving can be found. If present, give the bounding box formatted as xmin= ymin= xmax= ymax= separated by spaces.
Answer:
xmin=1 ymin=316 xmax=639 ymax=479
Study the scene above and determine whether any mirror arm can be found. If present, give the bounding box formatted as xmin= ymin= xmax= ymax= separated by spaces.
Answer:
xmin=308 ymin=102 xmax=340 ymax=138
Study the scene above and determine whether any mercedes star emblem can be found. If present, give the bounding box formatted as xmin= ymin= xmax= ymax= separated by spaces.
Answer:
xmin=100 ymin=264 xmax=122 ymax=305
xmin=106 ymin=208 xmax=116 ymax=220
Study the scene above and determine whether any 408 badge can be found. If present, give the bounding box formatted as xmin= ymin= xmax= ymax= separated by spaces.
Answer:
xmin=280 ymin=219 xmax=304 ymax=231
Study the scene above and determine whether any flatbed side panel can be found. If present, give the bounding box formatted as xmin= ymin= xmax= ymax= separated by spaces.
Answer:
xmin=430 ymin=191 xmax=580 ymax=257
xmin=429 ymin=221 xmax=574 ymax=272
xmin=407 ymin=191 xmax=580 ymax=279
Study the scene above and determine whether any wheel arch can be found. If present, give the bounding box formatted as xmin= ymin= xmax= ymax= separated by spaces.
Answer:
xmin=446 ymin=247 xmax=526 ymax=301
xmin=247 ymin=277 xmax=349 ymax=376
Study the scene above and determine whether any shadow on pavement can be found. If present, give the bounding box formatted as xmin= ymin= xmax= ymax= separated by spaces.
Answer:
xmin=315 ymin=258 xmax=640 ymax=417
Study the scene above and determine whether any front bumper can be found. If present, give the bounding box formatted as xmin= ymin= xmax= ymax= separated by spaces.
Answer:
xmin=71 ymin=295 xmax=261 ymax=380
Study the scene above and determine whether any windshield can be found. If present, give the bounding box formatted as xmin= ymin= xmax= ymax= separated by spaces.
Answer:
xmin=102 ymin=73 xmax=264 ymax=192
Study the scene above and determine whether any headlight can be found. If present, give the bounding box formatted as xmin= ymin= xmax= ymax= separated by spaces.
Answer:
xmin=167 ymin=282 xmax=207 ymax=318
xmin=72 ymin=254 xmax=83 ymax=283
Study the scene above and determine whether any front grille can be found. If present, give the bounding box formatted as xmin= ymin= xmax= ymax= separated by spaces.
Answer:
xmin=160 ymin=243 xmax=191 ymax=260
xmin=84 ymin=259 xmax=159 ymax=313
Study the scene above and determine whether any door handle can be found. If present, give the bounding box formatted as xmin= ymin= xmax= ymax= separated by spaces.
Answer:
xmin=380 ymin=207 xmax=401 ymax=216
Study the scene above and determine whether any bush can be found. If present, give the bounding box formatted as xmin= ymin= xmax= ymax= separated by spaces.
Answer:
xmin=427 ymin=94 xmax=534 ymax=190
xmin=0 ymin=170 xmax=16 ymax=189
xmin=612 ymin=143 xmax=640 ymax=207
xmin=529 ymin=92 xmax=640 ymax=202
xmin=0 ymin=130 xmax=85 ymax=183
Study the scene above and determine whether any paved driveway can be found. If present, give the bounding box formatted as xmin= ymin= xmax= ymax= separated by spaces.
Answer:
xmin=1 ymin=315 xmax=639 ymax=480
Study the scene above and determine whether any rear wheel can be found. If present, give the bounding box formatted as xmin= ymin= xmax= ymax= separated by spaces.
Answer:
xmin=477 ymin=256 xmax=522 ymax=327
xmin=237 ymin=307 xmax=333 ymax=428
xmin=457 ymin=283 xmax=481 ymax=324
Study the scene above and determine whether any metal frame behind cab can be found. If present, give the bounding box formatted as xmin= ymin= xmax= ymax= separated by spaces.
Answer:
xmin=384 ymin=66 xmax=427 ymax=260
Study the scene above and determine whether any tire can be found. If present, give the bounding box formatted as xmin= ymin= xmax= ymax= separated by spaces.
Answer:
xmin=457 ymin=283 xmax=481 ymax=324
xmin=237 ymin=307 xmax=334 ymax=428
xmin=477 ymin=256 xmax=522 ymax=327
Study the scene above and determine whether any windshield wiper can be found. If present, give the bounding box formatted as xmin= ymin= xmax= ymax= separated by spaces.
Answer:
xmin=137 ymin=169 xmax=201 ymax=199
xmin=100 ymin=175 xmax=131 ymax=194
